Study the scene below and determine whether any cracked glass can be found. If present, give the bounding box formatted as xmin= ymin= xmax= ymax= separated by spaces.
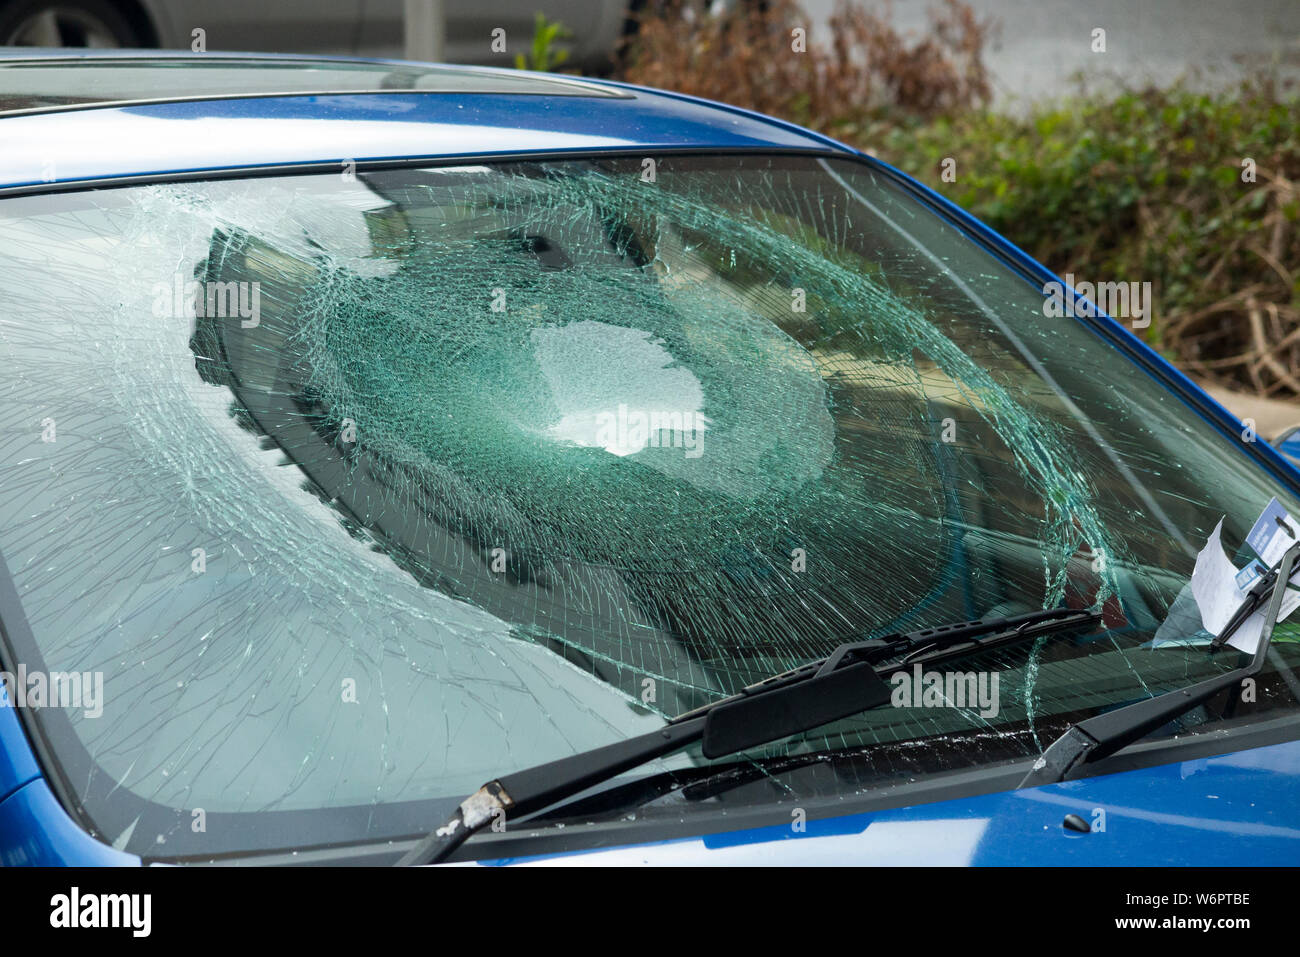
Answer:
xmin=2 ymin=153 xmax=1299 ymax=861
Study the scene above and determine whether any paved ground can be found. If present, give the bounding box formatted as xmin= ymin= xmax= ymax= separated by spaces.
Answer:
xmin=1198 ymin=381 xmax=1300 ymax=441
xmin=800 ymin=0 xmax=1300 ymax=110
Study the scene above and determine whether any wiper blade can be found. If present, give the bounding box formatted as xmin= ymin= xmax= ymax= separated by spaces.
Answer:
xmin=397 ymin=606 xmax=1101 ymax=865
xmin=1209 ymin=551 xmax=1288 ymax=651
xmin=1020 ymin=540 xmax=1300 ymax=788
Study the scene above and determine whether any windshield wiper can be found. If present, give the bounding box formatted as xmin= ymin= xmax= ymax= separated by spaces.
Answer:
xmin=1020 ymin=540 xmax=1300 ymax=788
xmin=397 ymin=606 xmax=1101 ymax=865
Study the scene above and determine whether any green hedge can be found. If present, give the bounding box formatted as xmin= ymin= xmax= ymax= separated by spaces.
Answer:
xmin=851 ymin=82 xmax=1300 ymax=377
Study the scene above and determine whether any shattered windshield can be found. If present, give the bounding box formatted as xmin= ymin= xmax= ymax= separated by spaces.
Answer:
xmin=2 ymin=154 xmax=1299 ymax=861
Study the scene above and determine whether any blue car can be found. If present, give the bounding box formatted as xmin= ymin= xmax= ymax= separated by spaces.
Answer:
xmin=1 ymin=50 xmax=1298 ymax=867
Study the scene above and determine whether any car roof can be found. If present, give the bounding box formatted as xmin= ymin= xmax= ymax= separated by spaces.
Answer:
xmin=0 ymin=50 xmax=635 ymax=113
xmin=0 ymin=51 xmax=853 ymax=194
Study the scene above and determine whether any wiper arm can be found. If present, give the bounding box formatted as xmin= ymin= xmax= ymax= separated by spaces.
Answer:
xmin=1020 ymin=540 xmax=1300 ymax=788
xmin=397 ymin=606 xmax=1101 ymax=865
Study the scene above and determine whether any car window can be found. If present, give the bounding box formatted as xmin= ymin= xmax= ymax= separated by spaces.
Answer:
xmin=1 ymin=154 xmax=1298 ymax=860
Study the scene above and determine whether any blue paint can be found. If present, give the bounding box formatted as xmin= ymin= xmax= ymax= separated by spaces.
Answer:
xmin=486 ymin=738 xmax=1300 ymax=866
xmin=0 ymin=693 xmax=40 ymax=806
xmin=0 ymin=89 xmax=835 ymax=192
xmin=0 ymin=779 xmax=137 ymax=866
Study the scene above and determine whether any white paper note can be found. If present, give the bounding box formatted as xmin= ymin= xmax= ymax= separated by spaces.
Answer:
xmin=1191 ymin=515 xmax=1300 ymax=654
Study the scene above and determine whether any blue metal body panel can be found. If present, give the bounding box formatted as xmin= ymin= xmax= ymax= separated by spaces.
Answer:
xmin=0 ymin=778 xmax=137 ymax=865
xmin=486 ymin=738 xmax=1300 ymax=866
xmin=0 ymin=696 xmax=40 ymax=805
xmin=0 ymin=90 xmax=837 ymax=192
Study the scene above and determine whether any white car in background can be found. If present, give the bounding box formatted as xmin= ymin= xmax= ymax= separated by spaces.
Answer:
xmin=0 ymin=0 xmax=631 ymax=69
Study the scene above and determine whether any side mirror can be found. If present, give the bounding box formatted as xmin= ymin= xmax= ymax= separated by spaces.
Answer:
xmin=1271 ymin=425 xmax=1300 ymax=465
